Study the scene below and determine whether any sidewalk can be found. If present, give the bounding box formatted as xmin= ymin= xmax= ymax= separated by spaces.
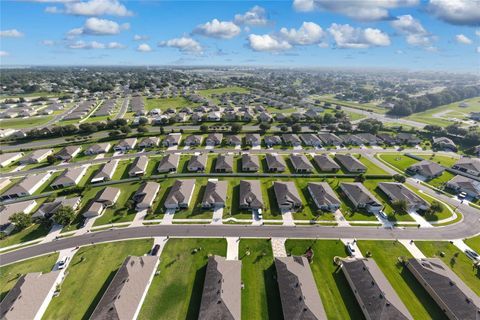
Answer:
xmin=226 ymin=237 xmax=240 ymax=260
xmin=341 ymin=239 xmax=364 ymax=258
xmin=271 ymin=238 xmax=287 ymax=257
xmin=41 ymin=223 xmax=64 ymax=243
xmin=161 ymin=209 xmax=176 ymax=225
xmin=398 ymin=240 xmax=426 ymax=258
xmin=211 ymin=206 xmax=223 ymax=225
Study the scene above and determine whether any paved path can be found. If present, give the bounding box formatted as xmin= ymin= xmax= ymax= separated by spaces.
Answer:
xmin=131 ymin=209 xmax=148 ymax=227
xmin=211 ymin=207 xmax=223 ymax=225
xmin=41 ymin=223 xmax=64 ymax=243
xmin=74 ymin=217 xmax=97 ymax=236
xmin=341 ymin=105 xmax=426 ymax=128
xmin=451 ymin=239 xmax=478 ymax=258
xmin=161 ymin=209 xmax=175 ymax=225
xmin=114 ymin=96 xmax=129 ymax=120
xmin=398 ymin=239 xmax=426 ymax=258
xmin=271 ymin=238 xmax=287 ymax=257
xmin=407 ymin=210 xmax=433 ymax=228
xmin=341 ymin=239 xmax=363 ymax=258
xmin=281 ymin=209 xmax=295 ymax=226
xmin=152 ymin=237 xmax=169 ymax=256
xmin=334 ymin=209 xmax=350 ymax=227
xmin=226 ymin=237 xmax=239 ymax=260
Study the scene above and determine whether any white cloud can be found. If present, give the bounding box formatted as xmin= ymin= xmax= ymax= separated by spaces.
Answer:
xmin=159 ymin=37 xmax=203 ymax=53
xmin=41 ymin=40 xmax=56 ymax=46
xmin=391 ymin=15 xmax=436 ymax=48
xmin=0 ymin=29 xmax=24 ymax=38
xmin=45 ymin=0 xmax=133 ymax=17
xmin=67 ymin=17 xmax=129 ymax=36
xmin=234 ymin=6 xmax=269 ymax=26
xmin=0 ymin=51 xmax=9 ymax=57
xmin=247 ymin=34 xmax=292 ymax=52
xmin=477 ymin=46 xmax=480 ymax=53
xmin=279 ymin=22 xmax=326 ymax=45
xmin=133 ymin=34 xmax=149 ymax=41
xmin=68 ymin=40 xmax=125 ymax=49
xmin=328 ymin=23 xmax=391 ymax=48
xmin=193 ymin=19 xmax=241 ymax=39
xmin=428 ymin=0 xmax=480 ymax=26
xmin=476 ymin=30 xmax=480 ymax=37
xmin=455 ymin=34 xmax=472 ymax=44
xmin=137 ymin=43 xmax=152 ymax=52
xmin=293 ymin=0 xmax=418 ymax=21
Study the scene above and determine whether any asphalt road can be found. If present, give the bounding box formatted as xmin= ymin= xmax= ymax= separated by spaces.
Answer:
xmin=113 ymin=96 xmax=129 ymax=120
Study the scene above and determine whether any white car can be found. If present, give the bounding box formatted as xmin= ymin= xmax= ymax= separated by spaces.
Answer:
xmin=458 ymin=192 xmax=467 ymax=199
xmin=378 ymin=210 xmax=388 ymax=220
xmin=346 ymin=243 xmax=356 ymax=256
xmin=57 ymin=257 xmax=69 ymax=270
xmin=465 ymin=249 xmax=480 ymax=262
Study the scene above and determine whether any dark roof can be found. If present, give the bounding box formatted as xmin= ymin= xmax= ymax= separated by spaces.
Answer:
xmin=342 ymin=259 xmax=412 ymax=320
xmin=290 ymin=154 xmax=314 ymax=172
xmin=334 ymin=154 xmax=366 ymax=172
xmin=202 ymin=181 xmax=228 ymax=206
xmin=407 ymin=258 xmax=480 ymax=320
xmin=407 ymin=160 xmax=444 ymax=177
xmin=265 ymin=153 xmax=286 ymax=171
xmin=157 ymin=154 xmax=179 ymax=172
xmin=273 ymin=181 xmax=302 ymax=208
xmin=215 ymin=154 xmax=234 ymax=172
xmin=239 ymin=180 xmax=263 ymax=209
xmin=313 ymin=154 xmax=340 ymax=171
xmin=307 ymin=182 xmax=340 ymax=208
xmin=241 ymin=154 xmax=260 ymax=171
xmin=198 ymin=256 xmax=241 ymax=320
xmin=377 ymin=182 xmax=429 ymax=209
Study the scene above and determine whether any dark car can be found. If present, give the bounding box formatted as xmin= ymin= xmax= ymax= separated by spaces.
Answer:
xmin=151 ymin=244 xmax=161 ymax=256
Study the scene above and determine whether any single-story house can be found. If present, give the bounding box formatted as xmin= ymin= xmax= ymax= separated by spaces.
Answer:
xmin=50 ymin=166 xmax=88 ymax=189
xmin=307 ymin=182 xmax=341 ymax=212
xmin=157 ymin=154 xmax=179 ymax=173
xmin=432 ymin=137 xmax=457 ymax=151
xmin=273 ymin=181 xmax=302 ymax=211
xmin=378 ymin=182 xmax=430 ymax=212
xmin=241 ymin=154 xmax=260 ymax=172
xmin=245 ymin=133 xmax=261 ymax=146
xmin=162 ymin=133 xmax=181 ymax=147
xmin=114 ymin=138 xmax=137 ymax=152
xmin=0 ymin=152 xmax=23 ymax=167
xmin=300 ymin=134 xmax=322 ymax=147
xmin=55 ymin=146 xmax=81 ymax=161
xmin=184 ymin=135 xmax=202 ymax=146
xmin=133 ymin=181 xmax=160 ymax=210
xmin=406 ymin=160 xmax=444 ymax=179
xmin=265 ymin=153 xmax=286 ymax=172
xmin=282 ymin=134 xmax=301 ymax=147
xmin=19 ymin=149 xmax=53 ymax=164
xmin=0 ymin=172 xmax=52 ymax=200
xmin=205 ymin=133 xmax=223 ymax=146
xmin=215 ymin=154 xmax=233 ymax=173
xmin=334 ymin=154 xmax=367 ymax=173
xmin=84 ymin=143 xmax=111 ymax=155
xmin=225 ymin=135 xmax=242 ymax=146
xmin=164 ymin=179 xmax=196 ymax=210
xmin=396 ymin=133 xmax=421 ymax=145
xmin=83 ymin=201 xmax=105 ymax=218
xmin=313 ymin=154 xmax=340 ymax=172
xmin=91 ymin=159 xmax=119 ymax=183
xmin=317 ymin=133 xmax=343 ymax=146
xmin=264 ymin=136 xmax=282 ymax=147
xmin=0 ymin=200 xmax=37 ymax=235
xmin=96 ymin=187 xmax=121 ymax=207
xmin=128 ymin=156 xmax=148 ymax=177
xmin=201 ymin=180 xmax=228 ymax=209
xmin=187 ymin=154 xmax=207 ymax=172
xmin=290 ymin=154 xmax=314 ymax=173
xmin=452 ymin=157 xmax=480 ymax=177
xmin=445 ymin=175 xmax=480 ymax=199
xmin=139 ymin=137 xmax=160 ymax=148
xmin=33 ymin=196 xmax=80 ymax=220
xmin=340 ymin=182 xmax=383 ymax=213
xmin=239 ymin=180 xmax=263 ymax=210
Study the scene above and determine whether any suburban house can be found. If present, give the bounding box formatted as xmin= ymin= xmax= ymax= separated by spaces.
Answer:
xmin=91 ymin=159 xmax=119 ymax=183
xmin=0 ymin=152 xmax=23 ymax=167
xmin=300 ymin=133 xmax=322 ymax=147
xmin=162 ymin=133 xmax=182 ymax=147
xmin=239 ymin=180 xmax=263 ymax=210
xmin=84 ymin=143 xmax=111 ymax=155
xmin=334 ymin=154 xmax=367 ymax=173
xmin=377 ymin=133 xmax=397 ymax=146
xmin=19 ymin=149 xmax=53 ymax=164
xmin=378 ymin=182 xmax=430 ymax=212
xmin=0 ymin=178 xmax=10 ymax=191
xmin=201 ymin=180 xmax=228 ymax=209
xmin=407 ymin=258 xmax=480 ymax=320
xmin=55 ymin=146 xmax=82 ymax=161
xmin=83 ymin=201 xmax=105 ymax=218
xmin=446 ymin=175 xmax=480 ymax=199
xmin=184 ymin=134 xmax=202 ymax=146
xmin=157 ymin=154 xmax=179 ymax=173
xmin=33 ymin=196 xmax=80 ymax=219
xmin=139 ymin=137 xmax=160 ymax=148
xmin=128 ymin=156 xmax=148 ymax=177
xmin=340 ymin=182 xmax=383 ymax=213
xmin=206 ymin=133 xmax=223 ymax=146
xmin=290 ymin=154 xmax=314 ymax=173
xmin=452 ymin=157 xmax=480 ymax=177
xmin=225 ymin=135 xmax=242 ymax=146
xmin=396 ymin=133 xmax=421 ymax=145
xmin=275 ymin=256 xmax=327 ymax=320
xmin=0 ymin=200 xmax=37 ymax=235
xmin=0 ymin=271 xmax=61 ymax=320
xmin=0 ymin=172 xmax=52 ymax=200
xmin=96 ymin=187 xmax=121 ymax=207
xmin=282 ymin=134 xmax=301 ymax=147
xmin=406 ymin=160 xmax=445 ymax=179
xmin=198 ymin=256 xmax=242 ymax=320
xmin=341 ymin=258 xmax=413 ymax=320
xmin=307 ymin=182 xmax=341 ymax=212
xmin=245 ymin=133 xmax=261 ymax=146
xmin=114 ymin=138 xmax=137 ymax=152
xmin=317 ymin=132 xmax=343 ymax=146
xmin=133 ymin=181 xmax=160 ymax=210
xmin=241 ymin=154 xmax=260 ymax=172
xmin=265 ymin=153 xmax=286 ymax=172
xmin=273 ymin=181 xmax=302 ymax=211
xmin=340 ymin=134 xmax=365 ymax=146
xmin=313 ymin=154 xmax=341 ymax=172
xmin=433 ymin=137 xmax=457 ymax=151
xmin=264 ymin=135 xmax=282 ymax=147
xmin=215 ymin=154 xmax=234 ymax=173
xmin=90 ymin=256 xmax=160 ymax=320
xmin=50 ymin=166 xmax=88 ymax=189
xmin=164 ymin=179 xmax=196 ymax=210
xmin=187 ymin=154 xmax=207 ymax=172
xmin=356 ymin=133 xmax=382 ymax=145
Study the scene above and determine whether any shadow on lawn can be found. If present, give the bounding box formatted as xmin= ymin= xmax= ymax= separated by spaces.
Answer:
xmin=82 ymin=269 xmax=117 ymax=320
xmin=264 ymin=264 xmax=284 ymax=320
xmin=331 ymin=267 xmax=364 ymax=320
xmin=185 ymin=265 xmax=207 ymax=320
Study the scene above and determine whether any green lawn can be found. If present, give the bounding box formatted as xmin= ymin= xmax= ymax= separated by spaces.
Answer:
xmin=414 ymin=241 xmax=480 ymax=295
xmin=286 ymin=239 xmax=364 ymax=319
xmin=464 ymin=235 xmax=480 ymax=253
xmin=198 ymin=86 xmax=249 ymax=104
xmin=414 ymin=153 xmax=459 ymax=168
xmin=0 ymin=253 xmax=59 ymax=300
xmin=357 ymin=240 xmax=447 ymax=319
xmin=239 ymin=239 xmax=283 ymax=320
xmin=145 ymin=96 xmax=199 ymax=111
xmin=428 ymin=171 xmax=455 ymax=189
xmin=44 ymin=239 xmax=152 ymax=320
xmin=138 ymin=238 xmax=226 ymax=320
xmin=173 ymin=178 xmax=214 ymax=219
xmin=0 ymin=116 xmax=53 ymax=129
xmin=378 ymin=154 xmax=418 ymax=172
xmin=317 ymin=94 xmax=387 ymax=114
xmin=357 ymin=156 xmax=389 ymax=175
xmin=0 ymin=223 xmax=50 ymax=248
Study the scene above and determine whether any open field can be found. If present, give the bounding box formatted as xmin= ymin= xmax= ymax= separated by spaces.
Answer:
xmin=0 ymin=223 xmax=50 ymax=248
xmin=138 ymin=238 xmax=226 ymax=320
xmin=43 ymin=239 xmax=152 ymax=320
xmin=0 ymin=116 xmax=53 ymax=129
xmin=239 ymin=239 xmax=282 ymax=319
xmin=0 ymin=253 xmax=59 ymax=300
xmin=414 ymin=241 xmax=480 ymax=295
xmin=285 ymin=239 xmax=364 ymax=319
xmin=357 ymin=240 xmax=447 ymax=319
xmin=465 ymin=235 xmax=480 ymax=253
xmin=145 ymin=96 xmax=199 ymax=111
xmin=316 ymin=94 xmax=387 ymax=114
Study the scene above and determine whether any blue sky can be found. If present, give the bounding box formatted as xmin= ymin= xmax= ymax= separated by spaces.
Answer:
xmin=0 ymin=0 xmax=479 ymax=72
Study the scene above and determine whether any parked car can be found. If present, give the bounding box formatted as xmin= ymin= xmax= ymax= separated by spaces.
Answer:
xmin=458 ymin=192 xmax=467 ymax=199
xmin=346 ymin=242 xmax=356 ymax=256
xmin=58 ymin=257 xmax=69 ymax=270
xmin=465 ymin=249 xmax=480 ymax=262
xmin=151 ymin=244 xmax=161 ymax=256
xmin=256 ymin=209 xmax=263 ymax=220
xmin=378 ymin=210 xmax=388 ymax=220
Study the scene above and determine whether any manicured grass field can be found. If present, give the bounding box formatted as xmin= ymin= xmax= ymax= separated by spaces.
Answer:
xmin=0 ymin=223 xmax=50 ymax=248
xmin=378 ymin=154 xmax=418 ymax=171
xmin=43 ymin=239 xmax=152 ymax=320
xmin=0 ymin=116 xmax=53 ymax=129
xmin=358 ymin=156 xmax=389 ymax=175
xmin=239 ymin=239 xmax=282 ymax=319
xmin=465 ymin=235 xmax=480 ymax=253
xmin=357 ymin=240 xmax=447 ymax=319
xmin=428 ymin=171 xmax=455 ymax=189
xmin=415 ymin=153 xmax=459 ymax=168
xmin=414 ymin=241 xmax=480 ymax=295
xmin=198 ymin=86 xmax=249 ymax=104
xmin=0 ymin=253 xmax=59 ymax=300
xmin=138 ymin=238 xmax=226 ymax=320
xmin=285 ymin=239 xmax=363 ymax=319
xmin=317 ymin=94 xmax=387 ymax=114
xmin=145 ymin=96 xmax=199 ymax=111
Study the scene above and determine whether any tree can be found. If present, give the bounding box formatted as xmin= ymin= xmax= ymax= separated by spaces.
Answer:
xmin=430 ymin=201 xmax=443 ymax=214
xmin=259 ymin=123 xmax=271 ymax=133
xmin=138 ymin=117 xmax=148 ymax=125
xmin=200 ymin=124 xmax=209 ymax=133
xmin=354 ymin=174 xmax=366 ymax=183
xmin=393 ymin=174 xmax=406 ymax=183
xmin=358 ymin=119 xmax=383 ymax=134
xmin=391 ymin=199 xmax=407 ymax=214
xmin=46 ymin=155 xmax=56 ymax=165
xmin=9 ymin=212 xmax=32 ymax=231
xmin=119 ymin=125 xmax=131 ymax=134
xmin=279 ymin=125 xmax=288 ymax=132
xmin=230 ymin=123 xmax=242 ymax=133
xmin=53 ymin=206 xmax=76 ymax=226
xmin=137 ymin=126 xmax=148 ymax=133
xmin=291 ymin=123 xmax=302 ymax=133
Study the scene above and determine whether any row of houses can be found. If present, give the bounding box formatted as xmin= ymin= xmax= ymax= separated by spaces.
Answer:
xmin=63 ymin=99 xmax=97 ymax=120
xmin=93 ymin=99 xmax=116 ymax=117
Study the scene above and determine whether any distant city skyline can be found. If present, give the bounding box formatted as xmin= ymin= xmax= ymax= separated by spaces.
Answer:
xmin=1 ymin=0 xmax=479 ymax=72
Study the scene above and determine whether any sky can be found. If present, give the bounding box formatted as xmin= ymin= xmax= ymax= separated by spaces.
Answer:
xmin=0 ymin=0 xmax=479 ymax=72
